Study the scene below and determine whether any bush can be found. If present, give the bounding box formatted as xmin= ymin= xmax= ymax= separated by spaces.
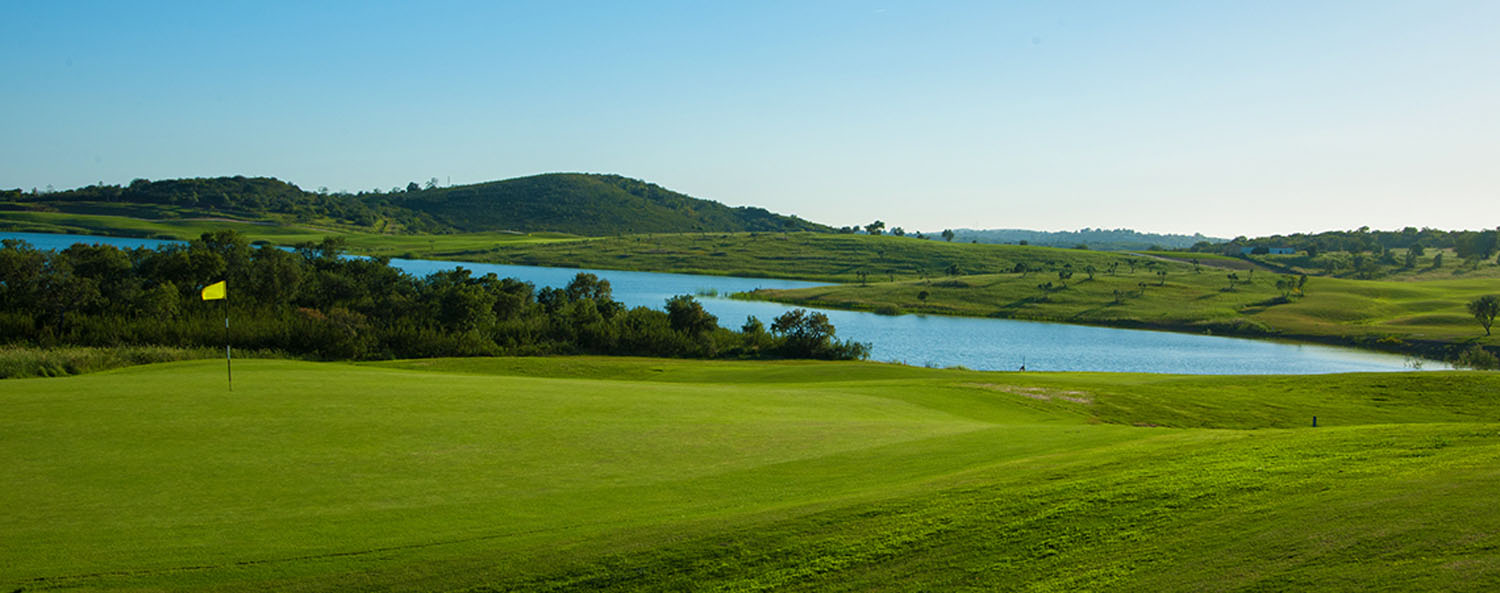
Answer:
xmin=1453 ymin=346 xmax=1499 ymax=370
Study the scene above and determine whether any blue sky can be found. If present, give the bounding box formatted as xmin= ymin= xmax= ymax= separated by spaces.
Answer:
xmin=3 ymin=1 xmax=1496 ymax=237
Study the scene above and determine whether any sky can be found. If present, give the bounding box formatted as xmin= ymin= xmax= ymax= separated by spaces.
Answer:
xmin=3 ymin=1 xmax=1497 ymax=238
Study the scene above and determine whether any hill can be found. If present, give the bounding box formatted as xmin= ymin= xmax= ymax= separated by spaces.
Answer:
xmin=1 ymin=173 xmax=829 ymax=236
xmin=1 ymin=176 xmax=448 ymax=233
xmin=3 ymin=357 xmax=1499 ymax=591
xmin=392 ymin=173 xmax=829 ymax=235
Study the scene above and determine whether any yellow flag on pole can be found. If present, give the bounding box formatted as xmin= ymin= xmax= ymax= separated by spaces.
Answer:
xmin=201 ymin=281 xmax=227 ymax=301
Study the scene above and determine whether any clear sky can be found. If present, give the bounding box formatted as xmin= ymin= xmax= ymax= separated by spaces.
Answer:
xmin=3 ymin=1 xmax=1496 ymax=238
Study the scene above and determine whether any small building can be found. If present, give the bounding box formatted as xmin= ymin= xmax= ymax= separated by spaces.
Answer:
xmin=1241 ymin=247 xmax=1296 ymax=255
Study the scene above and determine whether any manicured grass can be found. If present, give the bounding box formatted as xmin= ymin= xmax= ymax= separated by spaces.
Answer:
xmin=3 ymin=357 xmax=1499 ymax=591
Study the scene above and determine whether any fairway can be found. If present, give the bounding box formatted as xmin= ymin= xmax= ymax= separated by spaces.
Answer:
xmin=4 ymin=358 xmax=1500 ymax=591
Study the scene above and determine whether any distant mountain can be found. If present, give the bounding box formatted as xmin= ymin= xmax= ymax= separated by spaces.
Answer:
xmin=395 ymin=173 xmax=828 ymax=235
xmin=3 ymin=173 xmax=829 ymax=236
xmin=944 ymin=228 xmax=1223 ymax=251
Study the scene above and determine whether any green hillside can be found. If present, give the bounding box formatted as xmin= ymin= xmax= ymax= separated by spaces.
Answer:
xmin=3 ymin=357 xmax=1499 ymax=591
xmin=437 ymin=231 xmax=1137 ymax=282
xmin=393 ymin=173 xmax=829 ymax=235
xmin=1 ymin=173 xmax=829 ymax=237
xmin=1 ymin=176 xmax=448 ymax=233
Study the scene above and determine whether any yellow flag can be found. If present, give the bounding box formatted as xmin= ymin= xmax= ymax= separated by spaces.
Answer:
xmin=201 ymin=281 xmax=227 ymax=301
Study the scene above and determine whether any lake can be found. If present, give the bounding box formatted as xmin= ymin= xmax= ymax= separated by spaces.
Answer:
xmin=2 ymin=231 xmax=1444 ymax=374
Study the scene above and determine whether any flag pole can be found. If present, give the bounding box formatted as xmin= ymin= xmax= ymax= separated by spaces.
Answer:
xmin=223 ymin=296 xmax=232 ymax=391
xmin=201 ymin=280 xmax=231 ymax=392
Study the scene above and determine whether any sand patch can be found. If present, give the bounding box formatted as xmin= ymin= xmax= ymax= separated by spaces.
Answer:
xmin=961 ymin=383 xmax=1093 ymax=404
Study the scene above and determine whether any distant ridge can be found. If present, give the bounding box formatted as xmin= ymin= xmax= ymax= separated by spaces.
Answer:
xmin=3 ymin=173 xmax=830 ymax=236
xmin=945 ymin=227 xmax=1223 ymax=251
xmin=396 ymin=173 xmax=829 ymax=235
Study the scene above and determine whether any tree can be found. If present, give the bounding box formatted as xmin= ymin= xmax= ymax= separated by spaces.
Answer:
xmin=1469 ymin=295 xmax=1499 ymax=336
xmin=769 ymin=308 xmax=868 ymax=359
xmin=891 ymin=227 xmax=906 ymax=237
xmin=1275 ymin=276 xmax=1294 ymax=298
xmin=425 ymin=177 xmax=440 ymax=190
xmin=864 ymin=220 xmax=886 ymax=235
xmin=941 ymin=229 xmax=955 ymax=242
xmin=666 ymin=295 xmax=718 ymax=336
xmin=1084 ymin=265 xmax=1096 ymax=280
xmin=406 ymin=182 xmax=420 ymax=192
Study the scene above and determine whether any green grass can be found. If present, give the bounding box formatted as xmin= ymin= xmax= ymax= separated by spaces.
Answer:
xmin=452 ymin=232 xmax=1154 ymax=282
xmin=4 ymin=357 xmax=1500 ymax=591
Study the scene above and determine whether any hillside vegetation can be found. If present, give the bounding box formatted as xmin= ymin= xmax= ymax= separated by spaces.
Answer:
xmin=3 ymin=357 xmax=1499 ymax=591
xmin=1 ymin=173 xmax=827 ymax=237
xmin=393 ymin=173 xmax=828 ymax=235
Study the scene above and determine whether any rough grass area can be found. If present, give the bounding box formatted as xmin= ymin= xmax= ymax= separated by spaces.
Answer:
xmin=3 ymin=357 xmax=1498 ymax=591
xmin=0 ymin=344 xmax=286 ymax=378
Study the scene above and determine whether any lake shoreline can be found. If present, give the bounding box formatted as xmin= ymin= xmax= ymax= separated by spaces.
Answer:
xmin=733 ymin=288 xmax=1460 ymax=367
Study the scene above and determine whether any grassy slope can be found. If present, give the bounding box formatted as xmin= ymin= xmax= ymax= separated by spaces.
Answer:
xmin=447 ymin=232 xmax=1141 ymax=282
xmin=3 ymin=357 xmax=1499 ymax=591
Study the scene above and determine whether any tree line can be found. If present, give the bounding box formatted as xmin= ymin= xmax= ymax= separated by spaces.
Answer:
xmin=1198 ymin=226 xmax=1500 ymax=262
xmin=0 ymin=232 xmax=869 ymax=362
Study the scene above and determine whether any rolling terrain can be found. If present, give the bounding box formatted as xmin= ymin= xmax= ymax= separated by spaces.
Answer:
xmin=3 ymin=357 xmax=1499 ymax=591
xmin=392 ymin=173 xmax=828 ymax=235
xmin=1 ymin=173 xmax=827 ymax=237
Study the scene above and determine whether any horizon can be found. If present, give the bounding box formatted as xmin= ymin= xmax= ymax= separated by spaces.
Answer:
xmin=17 ymin=171 xmax=1497 ymax=239
xmin=4 ymin=2 xmax=1497 ymax=238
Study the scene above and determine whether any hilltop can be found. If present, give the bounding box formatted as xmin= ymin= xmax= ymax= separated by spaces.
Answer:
xmin=394 ymin=173 xmax=829 ymax=235
xmin=0 ymin=173 xmax=829 ymax=236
